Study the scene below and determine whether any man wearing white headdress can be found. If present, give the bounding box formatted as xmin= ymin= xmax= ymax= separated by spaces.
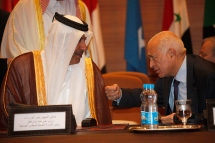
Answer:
xmin=0 ymin=13 xmax=111 ymax=130
xmin=0 ymin=0 xmax=99 ymax=67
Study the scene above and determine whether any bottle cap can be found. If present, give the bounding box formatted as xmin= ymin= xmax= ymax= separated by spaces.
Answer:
xmin=146 ymin=84 xmax=154 ymax=90
xmin=143 ymin=84 xmax=154 ymax=89
xmin=149 ymin=84 xmax=154 ymax=89
xmin=143 ymin=84 xmax=148 ymax=89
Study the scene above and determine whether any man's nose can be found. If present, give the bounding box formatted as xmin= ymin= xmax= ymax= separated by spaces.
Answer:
xmin=80 ymin=41 xmax=87 ymax=51
xmin=149 ymin=60 xmax=155 ymax=68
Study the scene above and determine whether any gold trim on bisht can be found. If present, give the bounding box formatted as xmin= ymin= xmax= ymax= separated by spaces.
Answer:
xmin=34 ymin=0 xmax=45 ymax=50
xmin=33 ymin=51 xmax=47 ymax=106
xmin=85 ymin=57 xmax=97 ymax=122
xmin=3 ymin=59 xmax=15 ymax=116
xmin=79 ymin=0 xmax=93 ymax=59
xmin=79 ymin=0 xmax=86 ymax=22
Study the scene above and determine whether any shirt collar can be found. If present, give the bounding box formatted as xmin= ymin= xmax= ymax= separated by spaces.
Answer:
xmin=175 ymin=55 xmax=187 ymax=83
xmin=48 ymin=0 xmax=57 ymax=8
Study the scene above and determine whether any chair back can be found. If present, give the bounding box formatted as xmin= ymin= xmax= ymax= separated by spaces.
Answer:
xmin=102 ymin=73 xmax=144 ymax=124
xmin=102 ymin=74 xmax=143 ymax=88
xmin=108 ymin=71 xmax=151 ymax=84
xmin=103 ymin=72 xmax=164 ymax=124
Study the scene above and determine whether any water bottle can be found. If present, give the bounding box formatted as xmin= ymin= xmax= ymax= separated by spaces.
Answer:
xmin=145 ymin=84 xmax=158 ymax=129
xmin=140 ymin=84 xmax=147 ymax=127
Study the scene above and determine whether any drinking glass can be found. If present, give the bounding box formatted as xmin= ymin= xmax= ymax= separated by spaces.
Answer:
xmin=175 ymin=100 xmax=192 ymax=126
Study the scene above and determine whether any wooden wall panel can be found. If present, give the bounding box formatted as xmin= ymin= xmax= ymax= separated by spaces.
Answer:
xmin=98 ymin=0 xmax=205 ymax=76
xmin=99 ymin=0 xmax=127 ymax=72
xmin=186 ymin=0 xmax=205 ymax=54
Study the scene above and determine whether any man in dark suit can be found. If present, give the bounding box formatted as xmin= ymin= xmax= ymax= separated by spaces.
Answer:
xmin=199 ymin=36 xmax=215 ymax=63
xmin=105 ymin=31 xmax=215 ymax=122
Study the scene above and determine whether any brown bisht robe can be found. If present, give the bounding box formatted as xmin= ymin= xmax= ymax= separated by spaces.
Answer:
xmin=0 ymin=52 xmax=111 ymax=130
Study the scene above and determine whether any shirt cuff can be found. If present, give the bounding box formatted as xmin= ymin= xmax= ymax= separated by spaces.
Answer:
xmin=114 ymin=89 xmax=122 ymax=105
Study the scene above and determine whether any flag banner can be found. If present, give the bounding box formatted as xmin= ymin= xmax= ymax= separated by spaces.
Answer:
xmin=2 ymin=0 xmax=19 ymax=12
xmin=82 ymin=0 xmax=106 ymax=73
xmin=125 ymin=0 xmax=147 ymax=74
xmin=162 ymin=0 xmax=193 ymax=54
xmin=203 ymin=0 xmax=215 ymax=39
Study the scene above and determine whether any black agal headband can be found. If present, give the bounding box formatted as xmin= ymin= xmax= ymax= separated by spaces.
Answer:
xmin=53 ymin=12 xmax=88 ymax=32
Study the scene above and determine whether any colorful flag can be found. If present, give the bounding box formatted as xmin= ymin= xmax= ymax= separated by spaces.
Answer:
xmin=162 ymin=0 xmax=193 ymax=54
xmin=203 ymin=0 xmax=215 ymax=39
xmin=2 ymin=0 xmax=19 ymax=12
xmin=82 ymin=0 xmax=106 ymax=73
xmin=125 ymin=0 xmax=147 ymax=74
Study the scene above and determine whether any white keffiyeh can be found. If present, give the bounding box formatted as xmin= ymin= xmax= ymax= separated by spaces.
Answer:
xmin=41 ymin=15 xmax=92 ymax=125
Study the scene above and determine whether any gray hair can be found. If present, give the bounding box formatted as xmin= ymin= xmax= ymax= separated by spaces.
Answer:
xmin=149 ymin=31 xmax=185 ymax=53
xmin=202 ymin=36 xmax=215 ymax=56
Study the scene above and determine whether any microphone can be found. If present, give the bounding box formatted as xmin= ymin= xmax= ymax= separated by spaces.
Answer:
xmin=81 ymin=118 xmax=97 ymax=127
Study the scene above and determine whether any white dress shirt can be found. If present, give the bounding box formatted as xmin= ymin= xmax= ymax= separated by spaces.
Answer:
xmin=169 ymin=56 xmax=187 ymax=112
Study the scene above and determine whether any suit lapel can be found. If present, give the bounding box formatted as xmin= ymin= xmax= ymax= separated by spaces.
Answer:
xmin=186 ymin=55 xmax=198 ymax=113
xmin=163 ymin=77 xmax=174 ymax=115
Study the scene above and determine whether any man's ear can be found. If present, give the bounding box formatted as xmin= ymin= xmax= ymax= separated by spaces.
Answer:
xmin=167 ymin=48 xmax=176 ymax=60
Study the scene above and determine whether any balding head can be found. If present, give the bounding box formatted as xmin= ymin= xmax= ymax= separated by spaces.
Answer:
xmin=148 ymin=31 xmax=185 ymax=55
xmin=147 ymin=31 xmax=186 ymax=78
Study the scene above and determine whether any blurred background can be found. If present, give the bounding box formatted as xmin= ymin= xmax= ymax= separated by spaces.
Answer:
xmin=97 ymin=0 xmax=204 ymax=75
xmin=0 ymin=0 xmax=206 ymax=77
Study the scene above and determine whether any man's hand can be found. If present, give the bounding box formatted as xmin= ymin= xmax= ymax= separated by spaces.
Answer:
xmin=105 ymin=84 xmax=121 ymax=101
xmin=160 ymin=113 xmax=175 ymax=124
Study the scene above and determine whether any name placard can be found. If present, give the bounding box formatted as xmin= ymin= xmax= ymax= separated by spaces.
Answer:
xmin=206 ymin=99 xmax=215 ymax=131
xmin=14 ymin=112 xmax=66 ymax=131
xmin=7 ymin=105 xmax=76 ymax=137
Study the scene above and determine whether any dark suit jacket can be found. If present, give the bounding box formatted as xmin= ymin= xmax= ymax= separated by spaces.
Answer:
xmin=113 ymin=55 xmax=215 ymax=115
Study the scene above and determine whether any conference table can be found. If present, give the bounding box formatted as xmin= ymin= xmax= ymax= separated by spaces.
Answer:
xmin=0 ymin=124 xmax=215 ymax=143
